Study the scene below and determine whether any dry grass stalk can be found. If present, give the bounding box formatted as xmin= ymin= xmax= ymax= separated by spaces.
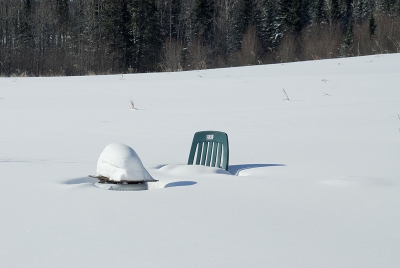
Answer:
xmin=283 ymin=89 xmax=290 ymax=101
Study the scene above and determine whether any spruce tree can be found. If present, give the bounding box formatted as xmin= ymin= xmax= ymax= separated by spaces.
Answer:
xmin=255 ymin=0 xmax=282 ymax=51
xmin=237 ymin=0 xmax=255 ymax=34
xmin=397 ymin=0 xmax=400 ymax=15
xmin=56 ymin=0 xmax=70 ymax=48
xmin=342 ymin=0 xmax=354 ymax=33
xmin=355 ymin=0 xmax=370 ymax=24
xmin=157 ymin=0 xmax=182 ymax=40
xmin=340 ymin=17 xmax=354 ymax=56
xmin=368 ymin=11 xmax=377 ymax=37
xmin=380 ymin=0 xmax=397 ymax=14
xmin=130 ymin=0 xmax=162 ymax=72
xmin=168 ymin=0 xmax=182 ymax=40
xmin=229 ymin=0 xmax=254 ymax=55
xmin=277 ymin=0 xmax=291 ymax=30
xmin=18 ymin=0 xmax=34 ymax=75
xmin=315 ymin=0 xmax=327 ymax=25
xmin=278 ymin=0 xmax=310 ymax=35
xmin=330 ymin=0 xmax=341 ymax=24
xmin=103 ymin=0 xmax=133 ymax=72
xmin=192 ymin=0 xmax=215 ymax=45
xmin=19 ymin=0 xmax=33 ymax=47
xmin=56 ymin=0 xmax=70 ymax=28
xmin=55 ymin=0 xmax=70 ymax=74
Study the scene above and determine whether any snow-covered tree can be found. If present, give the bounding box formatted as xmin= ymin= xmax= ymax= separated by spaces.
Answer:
xmin=255 ymin=0 xmax=282 ymax=51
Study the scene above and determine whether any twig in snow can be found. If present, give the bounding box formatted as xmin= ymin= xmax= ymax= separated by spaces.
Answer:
xmin=129 ymin=100 xmax=136 ymax=110
xmin=283 ymin=89 xmax=290 ymax=102
xmin=119 ymin=73 xmax=125 ymax=80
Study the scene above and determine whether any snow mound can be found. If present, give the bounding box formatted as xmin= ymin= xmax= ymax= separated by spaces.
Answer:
xmin=96 ymin=143 xmax=156 ymax=182
xmin=157 ymin=164 xmax=232 ymax=176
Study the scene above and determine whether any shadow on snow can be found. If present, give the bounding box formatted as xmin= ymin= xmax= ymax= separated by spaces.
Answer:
xmin=228 ymin=164 xmax=286 ymax=176
xmin=164 ymin=181 xmax=197 ymax=188
xmin=63 ymin=176 xmax=197 ymax=189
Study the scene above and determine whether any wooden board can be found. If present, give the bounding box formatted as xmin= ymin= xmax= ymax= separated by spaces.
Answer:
xmin=89 ymin=175 xmax=158 ymax=183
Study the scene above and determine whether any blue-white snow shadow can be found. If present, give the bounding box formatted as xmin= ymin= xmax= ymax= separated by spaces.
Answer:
xmin=228 ymin=164 xmax=285 ymax=176
xmin=63 ymin=176 xmax=197 ymax=189
xmin=64 ymin=177 xmax=98 ymax=185
xmin=164 ymin=181 xmax=197 ymax=188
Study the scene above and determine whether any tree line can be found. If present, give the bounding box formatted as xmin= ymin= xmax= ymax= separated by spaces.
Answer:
xmin=0 ymin=0 xmax=399 ymax=76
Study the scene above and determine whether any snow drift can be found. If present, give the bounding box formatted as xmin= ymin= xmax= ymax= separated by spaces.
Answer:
xmin=1 ymin=53 xmax=399 ymax=267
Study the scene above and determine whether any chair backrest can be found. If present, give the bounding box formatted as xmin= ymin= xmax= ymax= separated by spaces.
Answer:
xmin=187 ymin=131 xmax=229 ymax=170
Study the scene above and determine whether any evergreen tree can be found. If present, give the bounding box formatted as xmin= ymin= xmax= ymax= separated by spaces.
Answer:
xmin=229 ymin=0 xmax=252 ymax=52
xmin=56 ymin=0 xmax=70 ymax=47
xmin=168 ymin=0 xmax=182 ymax=39
xmin=19 ymin=0 xmax=34 ymax=47
xmin=18 ymin=0 xmax=34 ymax=75
xmin=278 ymin=0 xmax=311 ymax=59
xmin=227 ymin=0 xmax=255 ymax=58
xmin=56 ymin=0 xmax=72 ymax=75
xmin=192 ymin=0 xmax=215 ymax=45
xmin=278 ymin=0 xmax=310 ymax=35
xmin=130 ymin=0 xmax=162 ymax=72
xmin=68 ymin=0 xmax=103 ymax=75
xmin=369 ymin=11 xmax=377 ymax=36
xmin=156 ymin=0 xmax=182 ymax=40
xmin=330 ymin=0 xmax=341 ymax=24
xmin=56 ymin=0 xmax=70 ymax=29
xmin=103 ymin=0 xmax=133 ymax=72
xmin=342 ymin=0 xmax=354 ymax=33
xmin=315 ymin=0 xmax=327 ymax=24
xmin=354 ymin=0 xmax=370 ymax=24
xmin=380 ymin=0 xmax=398 ymax=14
xmin=255 ymin=0 xmax=282 ymax=51
xmin=237 ymin=0 xmax=256 ymax=34
xmin=397 ymin=0 xmax=400 ymax=15
xmin=277 ymin=0 xmax=291 ymax=31
xmin=340 ymin=17 xmax=354 ymax=56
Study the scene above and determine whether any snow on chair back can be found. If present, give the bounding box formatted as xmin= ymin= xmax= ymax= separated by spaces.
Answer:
xmin=187 ymin=131 xmax=229 ymax=171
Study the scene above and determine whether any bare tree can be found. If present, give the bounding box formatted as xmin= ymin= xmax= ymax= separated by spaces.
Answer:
xmin=159 ymin=38 xmax=184 ymax=71
xmin=238 ymin=25 xmax=262 ymax=65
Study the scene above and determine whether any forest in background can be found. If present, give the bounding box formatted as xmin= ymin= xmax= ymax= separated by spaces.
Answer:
xmin=0 ymin=0 xmax=399 ymax=76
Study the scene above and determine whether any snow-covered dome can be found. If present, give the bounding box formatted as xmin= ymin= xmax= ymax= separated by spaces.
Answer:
xmin=96 ymin=143 xmax=156 ymax=182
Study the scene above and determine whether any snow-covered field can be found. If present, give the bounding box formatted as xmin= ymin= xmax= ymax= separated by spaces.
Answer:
xmin=1 ymin=54 xmax=399 ymax=267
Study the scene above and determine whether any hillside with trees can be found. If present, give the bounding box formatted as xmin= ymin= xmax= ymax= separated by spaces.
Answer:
xmin=0 ymin=0 xmax=399 ymax=76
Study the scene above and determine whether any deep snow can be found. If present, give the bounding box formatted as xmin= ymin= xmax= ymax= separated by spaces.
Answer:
xmin=1 ymin=54 xmax=399 ymax=267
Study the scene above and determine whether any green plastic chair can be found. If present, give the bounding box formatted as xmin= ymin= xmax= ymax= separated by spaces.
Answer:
xmin=187 ymin=131 xmax=229 ymax=170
